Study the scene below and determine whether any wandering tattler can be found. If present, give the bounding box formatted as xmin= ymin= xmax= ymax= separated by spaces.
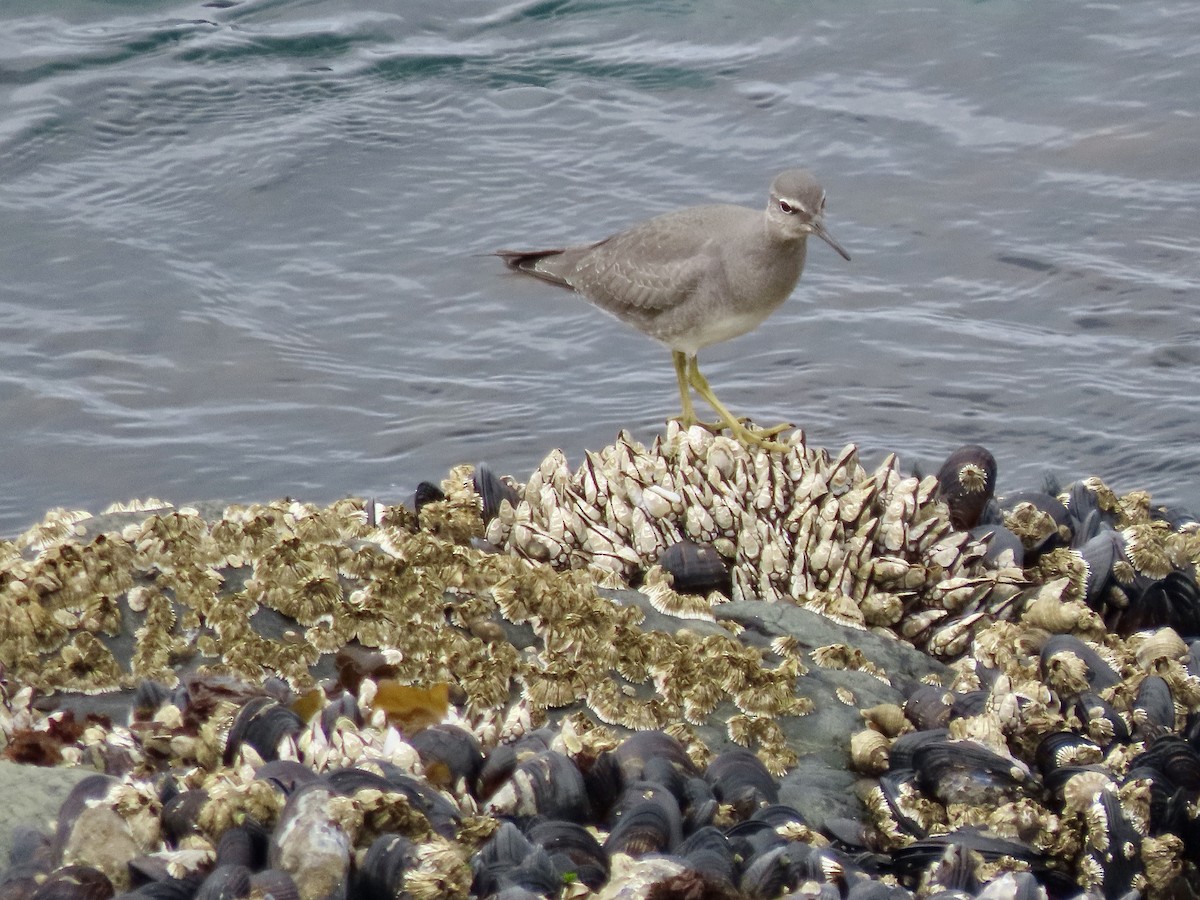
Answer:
xmin=497 ymin=169 xmax=850 ymax=451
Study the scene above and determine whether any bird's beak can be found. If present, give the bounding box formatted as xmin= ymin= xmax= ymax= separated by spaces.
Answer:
xmin=813 ymin=221 xmax=851 ymax=261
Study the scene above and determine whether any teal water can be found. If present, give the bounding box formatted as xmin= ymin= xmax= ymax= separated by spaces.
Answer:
xmin=2 ymin=0 xmax=1198 ymax=534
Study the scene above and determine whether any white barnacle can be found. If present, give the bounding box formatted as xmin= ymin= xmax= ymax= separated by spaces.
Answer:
xmin=607 ymin=492 xmax=634 ymax=534
xmin=630 ymin=507 xmax=665 ymax=559
xmin=684 ymin=504 xmax=718 ymax=542
xmin=641 ymin=484 xmax=680 ymax=520
xmin=927 ymin=612 xmax=984 ymax=658
xmin=827 ymin=443 xmax=860 ymax=495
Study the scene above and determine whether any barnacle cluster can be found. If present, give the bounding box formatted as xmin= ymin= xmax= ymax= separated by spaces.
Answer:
xmin=487 ymin=425 xmax=1026 ymax=655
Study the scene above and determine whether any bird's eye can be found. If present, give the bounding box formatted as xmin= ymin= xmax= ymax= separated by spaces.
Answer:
xmin=779 ymin=200 xmax=794 ymax=214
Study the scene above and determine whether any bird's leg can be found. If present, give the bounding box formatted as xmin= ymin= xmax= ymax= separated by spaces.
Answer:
xmin=686 ymin=357 xmax=793 ymax=452
xmin=670 ymin=352 xmax=725 ymax=432
xmin=672 ymin=351 xmax=698 ymax=427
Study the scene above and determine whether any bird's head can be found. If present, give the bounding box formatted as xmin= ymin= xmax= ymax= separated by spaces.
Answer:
xmin=767 ymin=168 xmax=851 ymax=261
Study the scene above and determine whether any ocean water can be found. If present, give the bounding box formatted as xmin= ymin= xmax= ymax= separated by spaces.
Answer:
xmin=2 ymin=0 xmax=1198 ymax=536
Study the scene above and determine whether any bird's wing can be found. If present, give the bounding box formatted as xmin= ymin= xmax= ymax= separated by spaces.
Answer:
xmin=569 ymin=205 xmax=743 ymax=314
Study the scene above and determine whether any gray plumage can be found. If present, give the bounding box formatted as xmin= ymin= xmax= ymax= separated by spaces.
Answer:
xmin=497 ymin=169 xmax=849 ymax=450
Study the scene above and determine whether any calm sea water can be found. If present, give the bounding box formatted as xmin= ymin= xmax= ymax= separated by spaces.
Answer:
xmin=2 ymin=0 xmax=1198 ymax=536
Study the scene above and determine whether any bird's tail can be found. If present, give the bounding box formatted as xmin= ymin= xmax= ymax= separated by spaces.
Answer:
xmin=493 ymin=248 xmax=574 ymax=289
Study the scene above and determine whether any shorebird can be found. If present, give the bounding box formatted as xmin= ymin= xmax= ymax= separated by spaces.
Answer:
xmin=497 ymin=169 xmax=850 ymax=452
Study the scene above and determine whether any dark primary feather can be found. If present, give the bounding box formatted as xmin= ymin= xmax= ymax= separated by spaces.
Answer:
xmin=494 ymin=247 xmax=574 ymax=289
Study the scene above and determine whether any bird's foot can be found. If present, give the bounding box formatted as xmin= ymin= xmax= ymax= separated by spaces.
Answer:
xmin=671 ymin=415 xmax=728 ymax=434
xmin=671 ymin=412 xmax=794 ymax=452
xmin=728 ymin=418 xmax=793 ymax=440
xmin=729 ymin=425 xmax=791 ymax=453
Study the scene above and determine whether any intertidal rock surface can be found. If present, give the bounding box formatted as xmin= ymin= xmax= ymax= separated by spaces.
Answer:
xmin=1 ymin=427 xmax=1199 ymax=898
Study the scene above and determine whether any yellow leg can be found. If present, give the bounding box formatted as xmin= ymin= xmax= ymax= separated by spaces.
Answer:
xmin=672 ymin=351 xmax=697 ymax=427
xmin=685 ymin=356 xmax=793 ymax=452
xmin=670 ymin=351 xmax=724 ymax=432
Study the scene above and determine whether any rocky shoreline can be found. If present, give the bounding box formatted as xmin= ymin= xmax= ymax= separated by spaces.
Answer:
xmin=1 ymin=426 xmax=1199 ymax=898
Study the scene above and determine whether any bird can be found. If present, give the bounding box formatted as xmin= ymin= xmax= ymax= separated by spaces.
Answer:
xmin=496 ymin=169 xmax=850 ymax=451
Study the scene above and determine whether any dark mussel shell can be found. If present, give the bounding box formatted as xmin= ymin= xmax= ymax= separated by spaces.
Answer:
xmin=477 ymin=730 xmax=556 ymax=802
xmin=1064 ymin=481 xmax=1113 ymax=541
xmin=657 ymin=539 xmax=731 ymax=596
xmin=409 ymin=723 xmax=484 ymax=793
xmin=904 ymin=842 xmax=979 ymax=895
xmin=903 ymin=685 xmax=954 ymax=732
xmin=477 ymin=743 xmax=519 ymax=803
xmin=473 ymin=464 xmax=520 ymax=523
xmin=935 ymin=446 xmax=997 ymax=531
xmin=1122 ymin=764 xmax=1177 ymax=834
xmin=254 ymin=760 xmax=319 ymax=797
xmin=823 ymin=817 xmax=875 ymax=855
xmin=1000 ymin=490 xmax=1071 ymax=558
xmin=29 ymin=865 xmax=114 ymax=900
xmin=160 ymin=790 xmax=210 ymax=847
xmin=485 ymin=750 xmax=589 ymax=824
xmin=193 ymin=865 xmax=250 ymax=900
xmin=1187 ymin=640 xmax=1200 ymax=679
xmin=1035 ymin=731 xmax=1102 ymax=777
xmin=874 ymin=769 xmax=928 ymax=840
xmin=751 ymin=803 xmax=809 ymax=831
xmin=725 ymin=818 xmax=785 ymax=859
xmin=321 ymin=767 xmax=393 ymax=797
xmin=222 ymin=697 xmax=304 ymax=766
xmin=801 ymin=845 xmax=855 ymax=888
xmin=738 ymin=845 xmax=799 ymax=900
xmin=1132 ymin=675 xmax=1176 ymax=738
xmin=118 ymin=876 xmax=204 ymax=900
xmin=1039 ymin=634 xmax=1120 ymax=693
xmin=680 ymin=776 xmax=718 ymax=832
xmin=494 ymin=848 xmax=560 ymax=897
xmin=640 ymin=755 xmax=686 ymax=803
xmin=267 ymin=783 xmax=352 ymax=900
xmin=127 ymin=855 xmax=179 ymax=890
xmin=51 ymin=775 xmax=121 ymax=865
xmin=1130 ymin=735 xmax=1200 ymax=791
xmin=704 ymin=748 xmax=778 ymax=814
xmin=132 ymin=680 xmax=178 ymax=722
xmin=604 ymin=784 xmax=683 ymax=857
xmin=214 ymin=824 xmax=269 ymax=871
xmin=1076 ymin=530 xmax=1122 ymax=606
xmin=612 ymin=730 xmax=696 ymax=783
xmin=246 ymin=870 xmax=299 ymax=900
xmin=675 ymin=826 xmax=736 ymax=886
xmin=525 ymin=820 xmax=609 ymax=890
xmin=472 ymin=822 xmax=532 ymax=897
xmin=371 ymin=766 xmax=462 ymax=839
xmin=1 ymin=871 xmax=42 ymax=900
xmin=802 ymin=884 xmax=842 ymax=900
xmin=1072 ymin=692 xmax=1129 ymax=747
xmin=318 ymin=692 xmax=362 ymax=737
xmin=846 ymin=881 xmax=914 ymax=900
xmin=968 ymin=524 xmax=1025 ymax=568
xmin=1114 ymin=570 xmax=1200 ymax=639
xmin=891 ymin=831 xmax=1041 ymax=879
xmin=355 ymin=834 xmax=418 ymax=900
xmin=580 ymin=748 xmax=622 ymax=824
xmin=332 ymin=646 xmax=399 ymax=696
xmin=948 ymin=690 xmax=989 ymax=720
xmin=911 ymin=740 xmax=1030 ymax=807
xmin=1084 ymin=789 xmax=1142 ymax=897
xmin=887 ymin=728 xmax=950 ymax=772
xmin=412 ymin=481 xmax=445 ymax=515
